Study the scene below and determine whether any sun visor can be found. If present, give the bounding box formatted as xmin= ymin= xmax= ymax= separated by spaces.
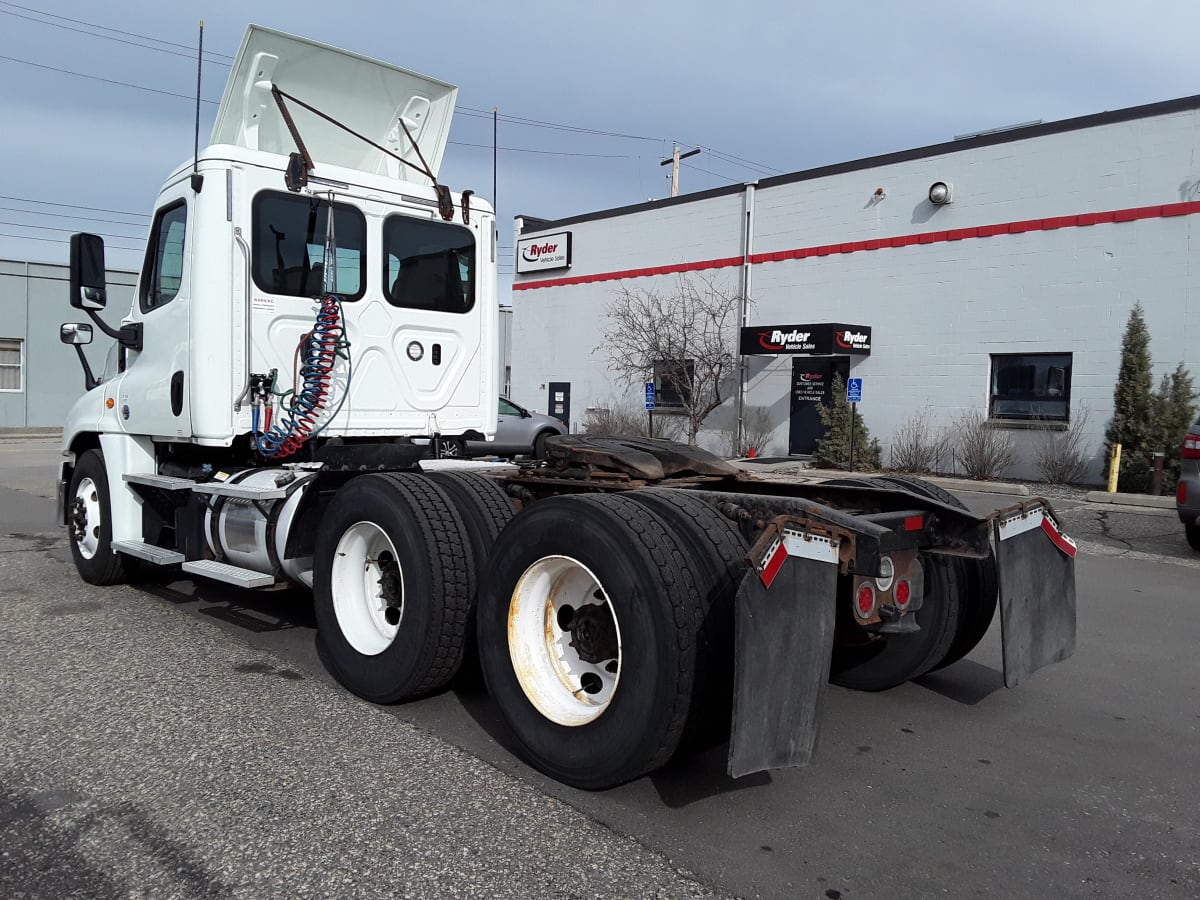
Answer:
xmin=210 ymin=25 xmax=457 ymax=184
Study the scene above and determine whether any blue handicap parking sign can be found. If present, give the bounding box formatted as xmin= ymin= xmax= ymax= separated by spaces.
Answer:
xmin=846 ymin=378 xmax=862 ymax=402
xmin=644 ymin=381 xmax=656 ymax=410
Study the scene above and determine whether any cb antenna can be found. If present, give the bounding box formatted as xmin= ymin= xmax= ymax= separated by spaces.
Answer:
xmin=190 ymin=20 xmax=204 ymax=193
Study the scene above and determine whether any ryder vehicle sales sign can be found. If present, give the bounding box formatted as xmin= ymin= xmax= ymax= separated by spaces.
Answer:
xmin=516 ymin=231 xmax=572 ymax=273
xmin=739 ymin=323 xmax=872 ymax=356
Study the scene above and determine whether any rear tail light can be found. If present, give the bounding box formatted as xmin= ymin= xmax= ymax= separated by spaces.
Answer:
xmin=894 ymin=578 xmax=913 ymax=611
xmin=1179 ymin=481 xmax=1188 ymax=505
xmin=1183 ymin=436 xmax=1200 ymax=459
xmin=854 ymin=582 xmax=877 ymax=619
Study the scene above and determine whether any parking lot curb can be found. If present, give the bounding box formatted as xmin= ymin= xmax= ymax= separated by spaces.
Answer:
xmin=1084 ymin=491 xmax=1175 ymax=510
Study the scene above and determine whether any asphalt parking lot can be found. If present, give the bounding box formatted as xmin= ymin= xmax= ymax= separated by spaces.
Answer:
xmin=2 ymin=437 xmax=1197 ymax=899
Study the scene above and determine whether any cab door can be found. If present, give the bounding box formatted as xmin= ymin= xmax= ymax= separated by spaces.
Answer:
xmin=118 ymin=188 xmax=192 ymax=439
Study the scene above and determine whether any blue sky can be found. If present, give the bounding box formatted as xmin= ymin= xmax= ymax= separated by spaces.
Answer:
xmin=1 ymin=0 xmax=1197 ymax=299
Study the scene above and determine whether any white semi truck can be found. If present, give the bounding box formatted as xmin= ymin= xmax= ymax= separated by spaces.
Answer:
xmin=56 ymin=25 xmax=1077 ymax=790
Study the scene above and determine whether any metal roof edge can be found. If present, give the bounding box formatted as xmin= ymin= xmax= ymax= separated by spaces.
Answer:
xmin=514 ymin=93 xmax=1200 ymax=236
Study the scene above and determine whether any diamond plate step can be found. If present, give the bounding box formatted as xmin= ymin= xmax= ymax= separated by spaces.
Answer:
xmin=181 ymin=560 xmax=276 ymax=588
xmin=124 ymin=473 xmax=196 ymax=490
xmin=112 ymin=540 xmax=184 ymax=565
xmin=190 ymin=481 xmax=287 ymax=501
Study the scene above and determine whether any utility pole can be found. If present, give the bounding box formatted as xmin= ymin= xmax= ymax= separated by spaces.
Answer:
xmin=660 ymin=144 xmax=701 ymax=197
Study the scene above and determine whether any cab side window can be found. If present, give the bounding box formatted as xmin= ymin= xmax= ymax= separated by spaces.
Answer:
xmin=140 ymin=201 xmax=187 ymax=313
xmin=499 ymin=398 xmax=521 ymax=416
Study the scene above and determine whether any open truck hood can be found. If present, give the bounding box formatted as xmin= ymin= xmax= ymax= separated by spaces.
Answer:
xmin=210 ymin=25 xmax=457 ymax=184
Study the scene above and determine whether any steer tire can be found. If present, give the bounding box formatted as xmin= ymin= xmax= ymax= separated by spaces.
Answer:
xmin=67 ymin=449 xmax=129 ymax=586
xmin=830 ymin=553 xmax=961 ymax=691
xmin=477 ymin=492 xmax=707 ymax=790
xmin=425 ymin=471 xmax=516 ymax=682
xmin=314 ymin=473 xmax=473 ymax=703
xmin=624 ymin=488 xmax=748 ymax=746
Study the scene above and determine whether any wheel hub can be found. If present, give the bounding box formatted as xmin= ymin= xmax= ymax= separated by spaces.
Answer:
xmin=69 ymin=497 xmax=88 ymax=543
xmin=566 ymin=603 xmax=619 ymax=664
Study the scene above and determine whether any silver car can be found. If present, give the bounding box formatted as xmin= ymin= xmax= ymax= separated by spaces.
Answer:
xmin=437 ymin=397 xmax=567 ymax=459
xmin=1177 ymin=413 xmax=1200 ymax=550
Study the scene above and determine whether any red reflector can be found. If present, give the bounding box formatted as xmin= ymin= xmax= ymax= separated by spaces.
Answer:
xmin=1179 ymin=482 xmax=1187 ymax=505
xmin=855 ymin=583 xmax=876 ymax=617
xmin=903 ymin=515 xmax=924 ymax=531
xmin=1183 ymin=436 xmax=1200 ymax=460
xmin=894 ymin=578 xmax=911 ymax=609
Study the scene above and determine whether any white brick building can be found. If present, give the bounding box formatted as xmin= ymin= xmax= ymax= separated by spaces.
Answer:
xmin=510 ymin=95 xmax=1200 ymax=482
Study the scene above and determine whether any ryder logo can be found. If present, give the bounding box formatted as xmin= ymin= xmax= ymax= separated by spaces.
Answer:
xmin=836 ymin=329 xmax=870 ymax=349
xmin=521 ymin=242 xmax=559 ymax=262
xmin=759 ymin=329 xmax=812 ymax=351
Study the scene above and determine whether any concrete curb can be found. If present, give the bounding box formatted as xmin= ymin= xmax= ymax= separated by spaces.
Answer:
xmin=1084 ymin=491 xmax=1175 ymax=509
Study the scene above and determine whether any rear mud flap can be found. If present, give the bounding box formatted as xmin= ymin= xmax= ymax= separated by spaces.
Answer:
xmin=728 ymin=540 xmax=838 ymax=779
xmin=994 ymin=506 xmax=1077 ymax=688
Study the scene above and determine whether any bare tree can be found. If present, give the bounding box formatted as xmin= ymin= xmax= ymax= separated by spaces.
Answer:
xmin=598 ymin=272 xmax=741 ymax=444
xmin=582 ymin=397 xmax=685 ymax=441
xmin=721 ymin=405 xmax=777 ymax=457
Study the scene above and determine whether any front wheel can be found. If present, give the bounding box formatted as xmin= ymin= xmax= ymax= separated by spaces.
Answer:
xmin=1186 ymin=521 xmax=1200 ymax=552
xmin=67 ymin=449 xmax=129 ymax=586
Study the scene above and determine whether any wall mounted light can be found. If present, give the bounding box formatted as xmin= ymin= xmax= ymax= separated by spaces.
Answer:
xmin=928 ymin=181 xmax=953 ymax=205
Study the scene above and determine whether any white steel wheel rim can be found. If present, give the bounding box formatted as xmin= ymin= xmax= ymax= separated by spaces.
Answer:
xmin=508 ymin=555 xmax=623 ymax=726
xmin=331 ymin=521 xmax=404 ymax=656
xmin=73 ymin=476 xmax=102 ymax=560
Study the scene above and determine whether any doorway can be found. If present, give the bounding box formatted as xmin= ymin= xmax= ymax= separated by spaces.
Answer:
xmin=788 ymin=356 xmax=849 ymax=455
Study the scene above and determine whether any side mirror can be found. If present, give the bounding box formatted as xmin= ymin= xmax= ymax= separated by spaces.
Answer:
xmin=520 ymin=408 xmax=532 ymax=419
xmin=69 ymin=233 xmax=107 ymax=310
xmin=60 ymin=323 xmax=94 ymax=345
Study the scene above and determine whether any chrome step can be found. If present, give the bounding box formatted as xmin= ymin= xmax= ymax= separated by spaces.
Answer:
xmin=190 ymin=481 xmax=287 ymax=501
xmin=112 ymin=540 xmax=184 ymax=565
xmin=124 ymin=473 xmax=196 ymax=490
xmin=181 ymin=560 xmax=276 ymax=589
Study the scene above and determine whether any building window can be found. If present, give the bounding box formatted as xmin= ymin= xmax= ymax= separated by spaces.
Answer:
xmin=503 ymin=365 xmax=512 ymax=398
xmin=0 ymin=338 xmax=22 ymax=391
xmin=252 ymin=191 xmax=367 ymax=300
xmin=654 ymin=359 xmax=694 ymax=411
xmin=989 ymin=353 xmax=1072 ymax=421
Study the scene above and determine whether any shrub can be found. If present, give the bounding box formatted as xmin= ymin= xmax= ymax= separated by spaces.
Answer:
xmin=1105 ymin=303 xmax=1155 ymax=491
xmin=722 ymin=405 xmax=777 ymax=457
xmin=889 ymin=410 xmax=952 ymax=473
xmin=952 ymin=409 xmax=1016 ymax=479
xmin=1033 ymin=407 xmax=1092 ymax=485
xmin=582 ymin=399 xmax=685 ymax=441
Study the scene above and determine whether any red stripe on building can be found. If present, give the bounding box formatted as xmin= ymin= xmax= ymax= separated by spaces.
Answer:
xmin=512 ymin=200 xmax=1200 ymax=291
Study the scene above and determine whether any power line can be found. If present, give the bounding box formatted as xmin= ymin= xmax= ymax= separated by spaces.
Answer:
xmin=0 ymin=230 xmax=142 ymax=251
xmin=1 ymin=8 xmax=783 ymax=179
xmin=0 ymin=205 xmax=148 ymax=228
xmin=0 ymin=219 xmax=147 ymax=243
xmin=0 ymin=195 xmax=150 ymax=220
xmin=0 ymin=1 xmax=232 ymax=63
xmin=450 ymin=140 xmax=630 ymax=159
xmin=0 ymin=53 xmax=219 ymax=104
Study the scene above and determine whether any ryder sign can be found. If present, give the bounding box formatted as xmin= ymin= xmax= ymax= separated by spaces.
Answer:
xmin=740 ymin=323 xmax=872 ymax=356
xmin=516 ymin=231 xmax=572 ymax=273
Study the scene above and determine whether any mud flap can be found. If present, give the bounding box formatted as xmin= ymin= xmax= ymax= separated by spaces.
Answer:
xmin=728 ymin=537 xmax=839 ymax=779
xmin=994 ymin=507 xmax=1077 ymax=688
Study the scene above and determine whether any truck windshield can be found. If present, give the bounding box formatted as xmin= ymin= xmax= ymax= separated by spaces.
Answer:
xmin=251 ymin=191 xmax=366 ymax=300
xmin=383 ymin=215 xmax=475 ymax=314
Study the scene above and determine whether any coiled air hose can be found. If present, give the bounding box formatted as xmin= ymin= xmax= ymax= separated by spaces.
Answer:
xmin=255 ymin=294 xmax=351 ymax=459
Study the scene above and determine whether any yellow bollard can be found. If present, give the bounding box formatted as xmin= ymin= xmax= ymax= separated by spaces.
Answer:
xmin=1107 ymin=443 xmax=1122 ymax=493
